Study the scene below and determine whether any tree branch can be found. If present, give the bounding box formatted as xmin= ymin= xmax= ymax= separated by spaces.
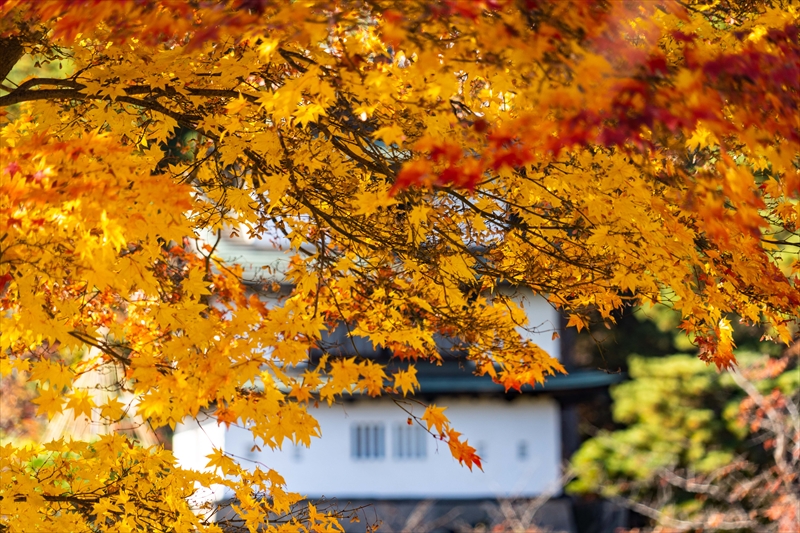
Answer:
xmin=0 ymin=37 xmax=24 ymax=86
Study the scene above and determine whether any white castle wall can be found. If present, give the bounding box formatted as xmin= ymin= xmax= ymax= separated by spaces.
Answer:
xmin=173 ymin=290 xmax=564 ymax=500
xmin=223 ymin=396 xmax=561 ymax=499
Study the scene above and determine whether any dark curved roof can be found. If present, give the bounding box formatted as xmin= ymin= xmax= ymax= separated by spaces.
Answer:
xmin=414 ymin=368 xmax=624 ymax=396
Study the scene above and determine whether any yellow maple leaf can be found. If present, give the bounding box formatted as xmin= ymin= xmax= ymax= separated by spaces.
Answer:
xmin=408 ymin=204 xmax=430 ymax=228
xmin=373 ymin=124 xmax=406 ymax=146
xmin=29 ymin=361 xmax=74 ymax=390
xmin=358 ymin=360 xmax=388 ymax=397
xmin=354 ymin=189 xmax=397 ymax=216
xmin=393 ymin=366 xmax=418 ymax=397
xmin=293 ymin=102 xmax=326 ymax=128
xmin=100 ymin=397 xmax=127 ymax=421
xmin=32 ymin=387 xmax=64 ymax=420
xmin=205 ymin=448 xmax=240 ymax=475
xmin=66 ymin=389 xmax=96 ymax=420
xmin=685 ymin=124 xmax=718 ymax=151
xmin=183 ymin=267 xmax=211 ymax=298
xmin=421 ymin=404 xmax=448 ymax=435
xmin=225 ymin=92 xmax=251 ymax=116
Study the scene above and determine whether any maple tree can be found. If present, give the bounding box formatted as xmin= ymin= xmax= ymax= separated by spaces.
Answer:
xmin=1 ymin=0 xmax=799 ymax=531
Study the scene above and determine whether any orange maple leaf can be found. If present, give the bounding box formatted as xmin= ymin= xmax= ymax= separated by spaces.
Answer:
xmin=446 ymin=429 xmax=483 ymax=471
xmin=215 ymin=406 xmax=238 ymax=429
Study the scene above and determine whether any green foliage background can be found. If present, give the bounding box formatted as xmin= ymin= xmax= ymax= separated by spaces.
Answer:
xmin=569 ymin=351 xmax=799 ymax=518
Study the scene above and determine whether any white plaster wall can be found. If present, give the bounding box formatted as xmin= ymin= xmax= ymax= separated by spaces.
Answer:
xmin=173 ymin=416 xmax=226 ymax=470
xmin=226 ymin=396 xmax=561 ymax=499
xmin=499 ymin=288 xmax=561 ymax=360
xmin=173 ymin=416 xmax=229 ymax=503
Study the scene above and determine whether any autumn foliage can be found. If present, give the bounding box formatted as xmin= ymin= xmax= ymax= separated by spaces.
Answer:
xmin=1 ymin=1 xmax=799 ymax=531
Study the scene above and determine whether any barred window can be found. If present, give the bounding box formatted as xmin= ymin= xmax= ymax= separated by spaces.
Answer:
xmin=351 ymin=423 xmax=385 ymax=460
xmin=517 ymin=440 xmax=528 ymax=461
xmin=393 ymin=423 xmax=427 ymax=460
